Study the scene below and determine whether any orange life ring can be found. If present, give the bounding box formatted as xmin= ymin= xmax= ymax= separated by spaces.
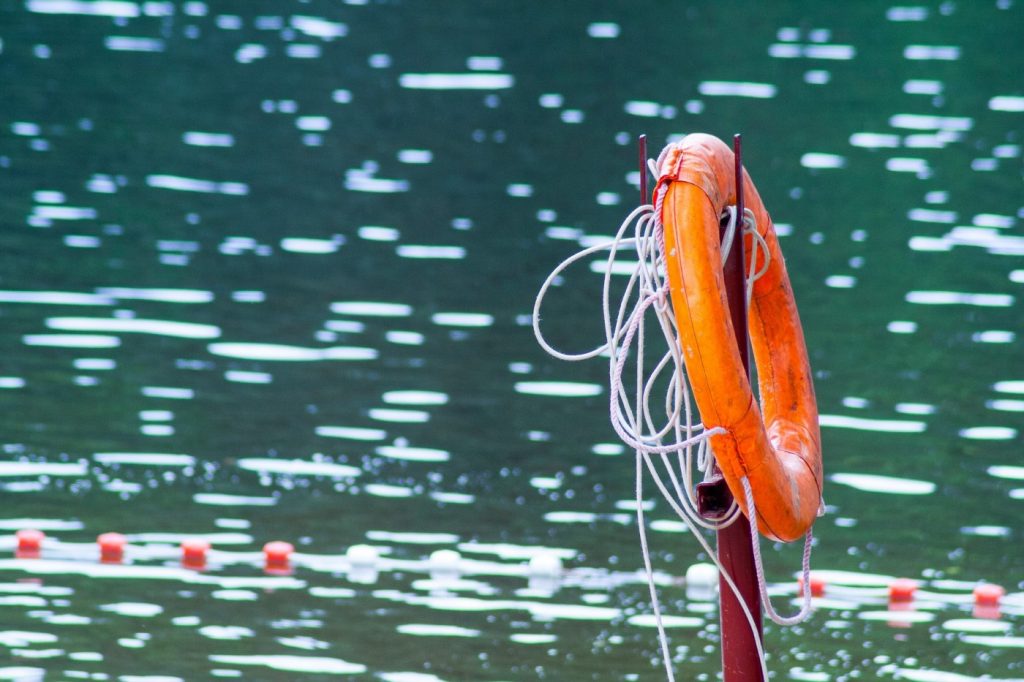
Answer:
xmin=658 ymin=133 xmax=822 ymax=542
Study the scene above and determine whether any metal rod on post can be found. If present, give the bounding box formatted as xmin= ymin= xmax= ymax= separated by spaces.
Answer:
xmin=638 ymin=134 xmax=648 ymax=205
xmin=715 ymin=133 xmax=764 ymax=681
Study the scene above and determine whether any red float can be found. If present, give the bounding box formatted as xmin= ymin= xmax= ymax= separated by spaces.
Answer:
xmin=888 ymin=578 xmax=918 ymax=603
xmin=15 ymin=529 xmax=44 ymax=558
xmin=263 ymin=540 xmax=294 ymax=574
xmin=798 ymin=574 xmax=826 ymax=598
xmin=98 ymin=532 xmax=127 ymax=563
xmin=974 ymin=583 xmax=1005 ymax=607
xmin=181 ymin=538 xmax=210 ymax=569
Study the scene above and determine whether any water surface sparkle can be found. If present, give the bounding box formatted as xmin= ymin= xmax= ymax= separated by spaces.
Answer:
xmin=0 ymin=1 xmax=1021 ymax=680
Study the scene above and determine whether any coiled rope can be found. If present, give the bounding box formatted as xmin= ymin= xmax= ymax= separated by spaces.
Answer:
xmin=533 ymin=161 xmax=814 ymax=680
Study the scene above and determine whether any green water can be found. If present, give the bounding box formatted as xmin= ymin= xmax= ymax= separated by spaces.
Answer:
xmin=0 ymin=1 xmax=1022 ymax=679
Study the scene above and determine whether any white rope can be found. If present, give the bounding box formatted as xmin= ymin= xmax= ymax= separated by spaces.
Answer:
xmin=533 ymin=189 xmax=765 ymax=528
xmin=741 ymin=476 xmax=815 ymax=626
xmin=533 ymin=150 xmax=812 ymax=679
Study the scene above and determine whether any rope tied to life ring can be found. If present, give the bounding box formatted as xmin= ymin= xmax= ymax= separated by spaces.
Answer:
xmin=533 ymin=133 xmax=822 ymax=680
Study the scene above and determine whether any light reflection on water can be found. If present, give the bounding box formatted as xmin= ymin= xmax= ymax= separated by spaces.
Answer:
xmin=0 ymin=0 xmax=1022 ymax=679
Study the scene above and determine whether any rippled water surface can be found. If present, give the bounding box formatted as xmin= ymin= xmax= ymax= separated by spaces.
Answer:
xmin=1 ymin=1 xmax=1022 ymax=680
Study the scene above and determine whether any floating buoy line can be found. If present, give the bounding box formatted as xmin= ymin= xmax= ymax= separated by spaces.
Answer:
xmin=5 ymin=524 xmax=1017 ymax=668
xmin=7 ymin=526 xmax=1012 ymax=620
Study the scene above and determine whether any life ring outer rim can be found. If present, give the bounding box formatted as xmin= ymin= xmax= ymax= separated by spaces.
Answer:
xmin=659 ymin=133 xmax=823 ymax=542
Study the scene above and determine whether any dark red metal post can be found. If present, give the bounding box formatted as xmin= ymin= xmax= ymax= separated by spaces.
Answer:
xmin=715 ymin=133 xmax=764 ymax=681
xmin=650 ymin=130 xmax=764 ymax=678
